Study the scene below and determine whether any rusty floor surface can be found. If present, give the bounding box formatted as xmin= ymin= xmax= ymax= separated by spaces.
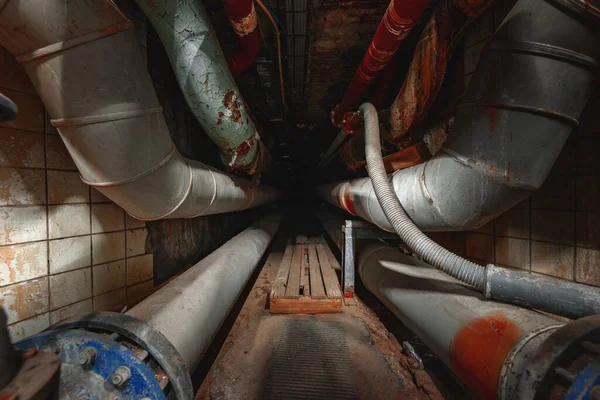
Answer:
xmin=193 ymin=230 xmax=447 ymax=400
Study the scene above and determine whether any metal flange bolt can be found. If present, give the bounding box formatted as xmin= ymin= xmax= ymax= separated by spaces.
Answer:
xmin=77 ymin=347 xmax=97 ymax=367
xmin=111 ymin=366 xmax=131 ymax=387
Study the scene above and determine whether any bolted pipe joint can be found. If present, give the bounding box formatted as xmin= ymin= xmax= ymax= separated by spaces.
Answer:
xmin=111 ymin=366 xmax=132 ymax=387
xmin=77 ymin=347 xmax=98 ymax=368
xmin=356 ymin=243 xmax=600 ymax=399
xmin=9 ymin=212 xmax=283 ymax=399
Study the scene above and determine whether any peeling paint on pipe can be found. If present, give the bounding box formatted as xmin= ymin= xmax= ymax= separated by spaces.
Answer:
xmin=329 ymin=0 xmax=432 ymax=127
xmin=387 ymin=0 xmax=497 ymax=142
xmin=0 ymin=0 xmax=279 ymax=220
xmin=222 ymin=0 xmax=262 ymax=75
xmin=135 ymin=0 xmax=267 ymax=172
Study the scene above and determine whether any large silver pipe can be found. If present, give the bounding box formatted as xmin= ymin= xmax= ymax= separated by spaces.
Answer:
xmin=127 ymin=211 xmax=283 ymax=372
xmin=0 ymin=0 xmax=279 ymax=221
xmin=317 ymin=0 xmax=599 ymax=232
xmin=358 ymin=243 xmax=563 ymax=399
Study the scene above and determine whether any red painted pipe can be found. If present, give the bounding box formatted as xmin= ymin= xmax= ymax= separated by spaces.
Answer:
xmin=330 ymin=0 xmax=431 ymax=127
xmin=222 ymin=0 xmax=261 ymax=75
xmin=387 ymin=0 xmax=497 ymax=142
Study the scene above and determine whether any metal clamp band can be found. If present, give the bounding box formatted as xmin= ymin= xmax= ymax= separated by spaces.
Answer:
xmin=457 ymin=101 xmax=579 ymax=127
xmin=488 ymin=40 xmax=598 ymax=70
xmin=51 ymin=106 xmax=163 ymax=127
xmin=17 ymin=21 xmax=134 ymax=63
xmin=81 ymin=144 xmax=176 ymax=188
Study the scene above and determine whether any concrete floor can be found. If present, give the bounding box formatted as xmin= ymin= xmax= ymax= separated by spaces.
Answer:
xmin=194 ymin=229 xmax=445 ymax=400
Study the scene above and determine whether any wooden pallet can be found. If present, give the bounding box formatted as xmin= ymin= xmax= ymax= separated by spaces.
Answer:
xmin=270 ymin=244 xmax=342 ymax=314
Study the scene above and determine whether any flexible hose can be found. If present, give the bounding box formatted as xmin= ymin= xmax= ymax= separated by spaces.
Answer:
xmin=361 ymin=102 xmax=486 ymax=290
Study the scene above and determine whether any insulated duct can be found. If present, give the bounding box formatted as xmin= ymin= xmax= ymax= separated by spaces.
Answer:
xmin=0 ymin=0 xmax=279 ymax=221
xmin=318 ymin=0 xmax=600 ymax=231
xmin=135 ymin=0 xmax=267 ymax=172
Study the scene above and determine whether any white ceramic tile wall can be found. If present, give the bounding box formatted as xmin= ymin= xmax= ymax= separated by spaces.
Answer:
xmin=0 ymin=20 xmax=154 ymax=341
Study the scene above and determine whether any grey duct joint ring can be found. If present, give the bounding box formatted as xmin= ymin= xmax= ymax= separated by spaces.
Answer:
xmin=53 ymin=311 xmax=193 ymax=400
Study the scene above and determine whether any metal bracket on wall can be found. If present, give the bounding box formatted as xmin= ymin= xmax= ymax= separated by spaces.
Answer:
xmin=342 ymin=220 xmax=398 ymax=305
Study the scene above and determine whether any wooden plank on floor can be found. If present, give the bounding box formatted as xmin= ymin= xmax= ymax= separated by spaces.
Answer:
xmin=300 ymin=246 xmax=310 ymax=297
xmin=285 ymin=245 xmax=302 ymax=299
xmin=271 ymin=245 xmax=294 ymax=299
xmin=269 ymin=297 xmax=342 ymax=314
xmin=317 ymin=244 xmax=342 ymax=299
xmin=308 ymin=245 xmax=326 ymax=299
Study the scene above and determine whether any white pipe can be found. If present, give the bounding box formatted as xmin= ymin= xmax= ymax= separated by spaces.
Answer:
xmin=0 ymin=0 xmax=279 ymax=221
xmin=127 ymin=211 xmax=283 ymax=372
xmin=358 ymin=243 xmax=562 ymax=399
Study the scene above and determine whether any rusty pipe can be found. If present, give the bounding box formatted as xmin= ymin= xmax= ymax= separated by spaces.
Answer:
xmin=135 ymin=0 xmax=269 ymax=173
xmin=329 ymin=0 xmax=432 ymax=128
xmin=322 ymin=0 xmax=496 ymax=166
xmin=358 ymin=243 xmax=563 ymax=399
xmin=387 ymin=0 xmax=497 ymax=142
xmin=221 ymin=0 xmax=262 ymax=75
xmin=0 ymin=0 xmax=279 ymax=220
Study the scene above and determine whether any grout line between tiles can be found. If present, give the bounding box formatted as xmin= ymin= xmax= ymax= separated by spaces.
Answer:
xmin=124 ymin=206 xmax=128 ymax=306
xmin=43 ymin=108 xmax=51 ymax=314
xmin=89 ymin=185 xmax=94 ymax=310
xmin=574 ymin=136 xmax=579 ymax=282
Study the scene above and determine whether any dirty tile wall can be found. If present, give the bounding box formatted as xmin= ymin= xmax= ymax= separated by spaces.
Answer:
xmin=0 ymin=12 xmax=154 ymax=341
xmin=428 ymin=0 xmax=600 ymax=288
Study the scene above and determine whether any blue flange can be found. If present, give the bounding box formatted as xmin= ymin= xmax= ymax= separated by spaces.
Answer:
xmin=565 ymin=363 xmax=600 ymax=400
xmin=17 ymin=328 xmax=166 ymax=400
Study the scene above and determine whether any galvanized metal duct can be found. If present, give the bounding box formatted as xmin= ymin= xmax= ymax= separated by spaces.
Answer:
xmin=317 ymin=0 xmax=599 ymax=232
xmin=135 ymin=0 xmax=267 ymax=173
xmin=127 ymin=211 xmax=283 ymax=373
xmin=0 ymin=0 xmax=279 ymax=221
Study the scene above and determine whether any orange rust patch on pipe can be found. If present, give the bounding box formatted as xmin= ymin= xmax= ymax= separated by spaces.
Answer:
xmin=223 ymin=90 xmax=243 ymax=123
xmin=229 ymin=3 xmax=258 ymax=37
xmin=236 ymin=136 xmax=256 ymax=157
xmin=450 ymin=311 xmax=522 ymax=400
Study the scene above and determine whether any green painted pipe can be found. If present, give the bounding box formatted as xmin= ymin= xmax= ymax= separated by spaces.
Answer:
xmin=136 ymin=0 xmax=263 ymax=172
